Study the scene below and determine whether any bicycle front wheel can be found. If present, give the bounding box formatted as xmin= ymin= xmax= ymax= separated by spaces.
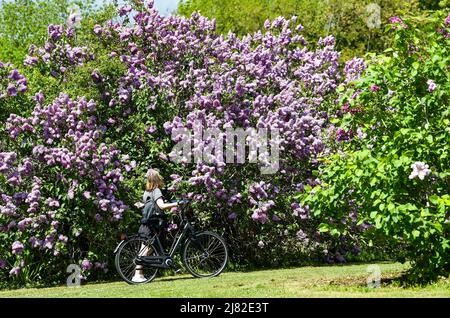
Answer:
xmin=182 ymin=231 xmax=228 ymax=278
xmin=114 ymin=236 xmax=159 ymax=285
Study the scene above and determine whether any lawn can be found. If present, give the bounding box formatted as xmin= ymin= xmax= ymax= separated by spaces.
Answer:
xmin=1 ymin=262 xmax=449 ymax=298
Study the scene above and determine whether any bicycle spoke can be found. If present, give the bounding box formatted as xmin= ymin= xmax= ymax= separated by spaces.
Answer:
xmin=123 ymin=263 xmax=136 ymax=278
xmin=207 ymin=239 xmax=223 ymax=254
xmin=115 ymin=237 xmax=159 ymax=284
xmin=184 ymin=233 xmax=227 ymax=277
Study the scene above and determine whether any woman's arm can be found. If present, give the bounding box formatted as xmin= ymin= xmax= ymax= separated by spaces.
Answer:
xmin=156 ymin=198 xmax=178 ymax=210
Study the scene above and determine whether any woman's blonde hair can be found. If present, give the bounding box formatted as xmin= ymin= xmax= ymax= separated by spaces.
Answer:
xmin=145 ymin=168 xmax=164 ymax=191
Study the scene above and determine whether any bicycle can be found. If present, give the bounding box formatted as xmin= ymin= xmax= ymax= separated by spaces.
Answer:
xmin=114 ymin=200 xmax=228 ymax=284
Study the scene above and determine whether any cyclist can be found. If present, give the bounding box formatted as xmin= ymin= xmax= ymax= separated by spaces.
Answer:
xmin=132 ymin=168 xmax=178 ymax=283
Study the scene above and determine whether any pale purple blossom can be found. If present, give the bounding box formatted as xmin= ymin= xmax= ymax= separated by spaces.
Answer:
xmin=228 ymin=212 xmax=237 ymax=220
xmin=9 ymin=266 xmax=21 ymax=276
xmin=81 ymin=259 xmax=93 ymax=270
xmin=409 ymin=161 xmax=431 ymax=180
xmin=427 ymin=79 xmax=437 ymax=93
xmin=67 ymin=12 xmax=82 ymax=28
xmin=12 ymin=241 xmax=24 ymax=255
xmin=58 ymin=235 xmax=68 ymax=243
xmin=145 ymin=125 xmax=157 ymax=134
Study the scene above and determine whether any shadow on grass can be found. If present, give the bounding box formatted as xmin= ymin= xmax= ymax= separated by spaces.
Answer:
xmin=229 ymin=260 xmax=402 ymax=274
xmin=157 ymin=275 xmax=196 ymax=282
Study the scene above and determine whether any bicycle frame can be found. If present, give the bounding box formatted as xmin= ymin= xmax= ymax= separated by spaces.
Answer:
xmin=153 ymin=217 xmax=195 ymax=258
xmin=136 ymin=203 xmax=198 ymax=268
xmin=114 ymin=200 xmax=228 ymax=283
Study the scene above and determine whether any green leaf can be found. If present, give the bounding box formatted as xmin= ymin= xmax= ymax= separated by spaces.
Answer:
xmin=387 ymin=203 xmax=395 ymax=212
xmin=330 ymin=228 xmax=340 ymax=236
xmin=429 ymin=195 xmax=439 ymax=205
xmin=318 ymin=223 xmax=329 ymax=233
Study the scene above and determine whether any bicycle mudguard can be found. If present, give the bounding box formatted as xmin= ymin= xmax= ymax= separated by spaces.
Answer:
xmin=112 ymin=234 xmax=140 ymax=254
xmin=113 ymin=239 xmax=126 ymax=254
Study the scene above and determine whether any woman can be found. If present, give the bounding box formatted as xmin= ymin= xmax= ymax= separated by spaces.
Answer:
xmin=132 ymin=168 xmax=178 ymax=283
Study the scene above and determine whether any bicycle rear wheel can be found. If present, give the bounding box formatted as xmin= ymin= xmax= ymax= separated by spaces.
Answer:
xmin=114 ymin=236 xmax=159 ymax=284
xmin=182 ymin=231 xmax=228 ymax=278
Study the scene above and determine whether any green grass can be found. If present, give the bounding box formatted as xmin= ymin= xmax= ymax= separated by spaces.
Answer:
xmin=1 ymin=262 xmax=449 ymax=298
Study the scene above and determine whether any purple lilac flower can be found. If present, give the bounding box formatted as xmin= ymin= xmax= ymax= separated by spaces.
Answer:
xmin=388 ymin=16 xmax=408 ymax=29
xmin=9 ymin=69 xmax=21 ymax=80
xmin=6 ymin=84 xmax=17 ymax=97
xmin=44 ymin=235 xmax=54 ymax=249
xmin=67 ymin=189 xmax=74 ymax=199
xmin=33 ymin=91 xmax=45 ymax=105
xmin=445 ymin=13 xmax=450 ymax=26
xmin=336 ymin=128 xmax=352 ymax=142
xmin=370 ymin=85 xmax=380 ymax=92
xmin=0 ymin=259 xmax=6 ymax=269
xmin=145 ymin=125 xmax=157 ymax=134
xmin=48 ymin=24 xmax=64 ymax=41
xmin=296 ymin=230 xmax=309 ymax=245
xmin=291 ymin=202 xmax=310 ymax=219
xmin=93 ymin=25 xmax=103 ymax=35
xmin=46 ymin=197 xmax=60 ymax=208
xmin=91 ymin=71 xmax=103 ymax=84
xmin=81 ymin=259 xmax=93 ymax=270
xmin=29 ymin=237 xmax=43 ymax=248
xmin=343 ymin=57 xmax=367 ymax=84
xmin=58 ymin=235 xmax=68 ymax=243
xmin=119 ymin=5 xmax=133 ymax=16
xmin=427 ymin=79 xmax=437 ymax=93
xmin=228 ymin=212 xmax=237 ymax=220
xmin=24 ymin=55 xmax=39 ymax=66
xmin=9 ymin=267 xmax=21 ymax=276
xmin=12 ymin=241 xmax=24 ymax=255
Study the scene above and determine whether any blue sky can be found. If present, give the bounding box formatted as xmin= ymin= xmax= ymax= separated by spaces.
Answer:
xmin=153 ymin=0 xmax=181 ymax=15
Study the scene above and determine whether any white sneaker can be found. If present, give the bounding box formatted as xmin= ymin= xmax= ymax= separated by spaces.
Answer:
xmin=131 ymin=276 xmax=147 ymax=283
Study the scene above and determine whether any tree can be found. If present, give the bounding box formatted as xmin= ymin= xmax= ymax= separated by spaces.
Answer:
xmin=0 ymin=0 xmax=100 ymax=66
xmin=177 ymin=0 xmax=424 ymax=60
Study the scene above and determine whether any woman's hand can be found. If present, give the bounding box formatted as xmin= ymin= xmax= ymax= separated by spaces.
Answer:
xmin=178 ymin=199 xmax=189 ymax=205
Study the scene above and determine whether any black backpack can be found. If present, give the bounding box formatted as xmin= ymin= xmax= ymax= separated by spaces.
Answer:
xmin=141 ymin=196 xmax=163 ymax=224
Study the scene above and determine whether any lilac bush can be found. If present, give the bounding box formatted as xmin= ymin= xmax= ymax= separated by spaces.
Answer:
xmin=86 ymin=2 xmax=366 ymax=265
xmin=1 ymin=90 xmax=134 ymax=285
xmin=1 ymin=2 xmax=368 ymax=286
xmin=0 ymin=63 xmax=31 ymax=124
